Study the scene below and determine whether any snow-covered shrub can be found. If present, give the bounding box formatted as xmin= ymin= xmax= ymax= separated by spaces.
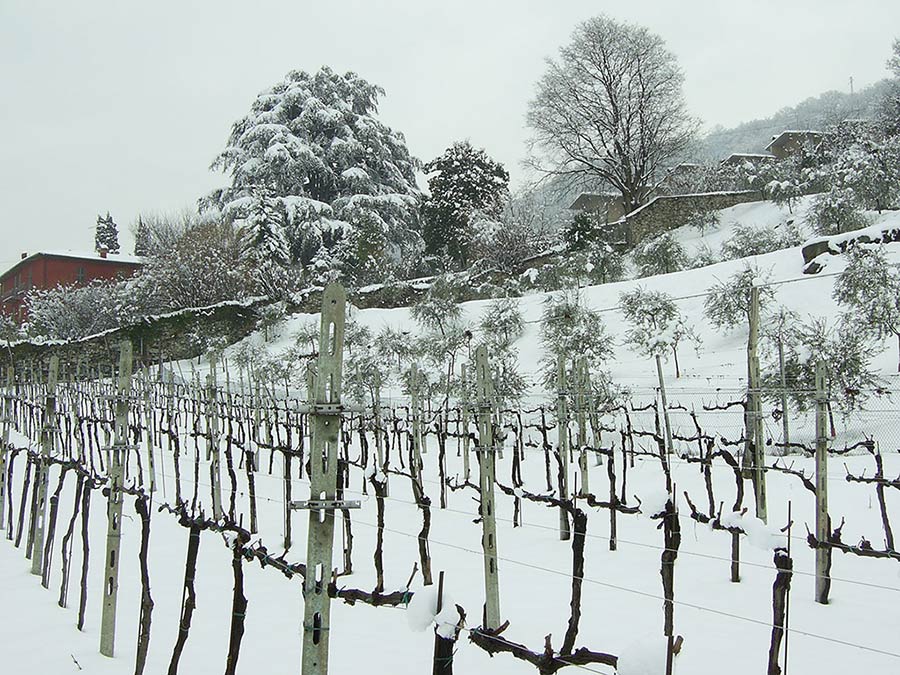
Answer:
xmin=633 ymin=233 xmax=688 ymax=277
xmin=685 ymin=206 xmax=719 ymax=235
xmin=807 ymin=187 xmax=870 ymax=235
xmin=411 ymin=275 xmax=470 ymax=404
xmin=720 ymin=221 xmax=804 ymax=260
xmin=688 ymin=243 xmax=720 ymax=269
xmin=469 ymin=212 xmax=545 ymax=275
xmin=0 ymin=313 xmax=21 ymax=343
xmin=24 ymin=280 xmax=147 ymax=341
xmin=470 ymin=296 xmax=527 ymax=404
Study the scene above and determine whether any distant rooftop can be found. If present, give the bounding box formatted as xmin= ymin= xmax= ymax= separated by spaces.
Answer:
xmin=1 ymin=250 xmax=143 ymax=280
xmin=720 ymin=152 xmax=776 ymax=164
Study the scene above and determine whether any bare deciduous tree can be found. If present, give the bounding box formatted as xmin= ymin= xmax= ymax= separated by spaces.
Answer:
xmin=527 ymin=16 xmax=697 ymax=213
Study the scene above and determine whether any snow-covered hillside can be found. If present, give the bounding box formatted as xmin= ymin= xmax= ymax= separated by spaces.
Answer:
xmin=4 ymin=197 xmax=900 ymax=675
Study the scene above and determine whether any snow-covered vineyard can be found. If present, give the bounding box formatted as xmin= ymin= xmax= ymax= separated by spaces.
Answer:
xmin=3 ymin=256 xmax=900 ymax=675
xmin=3 ymin=6 xmax=900 ymax=675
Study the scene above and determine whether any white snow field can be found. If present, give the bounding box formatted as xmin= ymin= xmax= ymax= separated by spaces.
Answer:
xmin=3 ymin=196 xmax=900 ymax=675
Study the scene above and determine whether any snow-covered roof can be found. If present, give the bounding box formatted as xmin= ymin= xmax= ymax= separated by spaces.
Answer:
xmin=720 ymin=152 xmax=775 ymax=165
xmin=765 ymin=130 xmax=826 ymax=151
xmin=30 ymin=250 xmax=143 ymax=265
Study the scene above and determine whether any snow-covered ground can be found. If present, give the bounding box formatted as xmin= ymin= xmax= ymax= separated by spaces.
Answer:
xmin=4 ymin=196 xmax=900 ymax=675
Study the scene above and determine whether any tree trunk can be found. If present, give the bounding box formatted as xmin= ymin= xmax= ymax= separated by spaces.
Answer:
xmin=168 ymin=524 xmax=201 ymax=675
xmin=224 ymin=534 xmax=248 ymax=675
xmin=134 ymin=496 xmax=154 ymax=675
xmin=767 ymin=549 xmax=793 ymax=675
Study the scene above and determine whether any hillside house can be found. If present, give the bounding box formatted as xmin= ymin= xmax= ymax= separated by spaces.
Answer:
xmin=720 ymin=152 xmax=776 ymax=168
xmin=0 ymin=250 xmax=143 ymax=323
xmin=765 ymin=130 xmax=826 ymax=160
xmin=568 ymin=192 xmax=628 ymax=224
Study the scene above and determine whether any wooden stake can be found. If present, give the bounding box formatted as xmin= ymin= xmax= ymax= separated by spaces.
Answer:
xmin=432 ymin=570 xmax=453 ymax=675
xmin=0 ymin=366 xmax=13 ymax=531
xmin=100 ymin=341 xmax=133 ymax=657
xmin=814 ymin=359 xmax=830 ymax=604
xmin=31 ymin=356 xmax=59 ymax=576
xmin=654 ymin=355 xmax=674 ymax=458
xmin=207 ymin=352 xmax=223 ymax=520
xmin=557 ymin=354 xmax=570 ymax=541
xmin=575 ymin=357 xmax=589 ymax=496
xmin=300 ymin=283 xmax=349 ymax=675
xmin=475 ymin=345 xmax=501 ymax=630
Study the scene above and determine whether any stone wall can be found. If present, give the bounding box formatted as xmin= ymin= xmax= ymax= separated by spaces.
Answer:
xmin=0 ymin=299 xmax=270 ymax=372
xmin=618 ymin=190 xmax=764 ymax=246
xmin=801 ymin=223 xmax=900 ymax=274
xmin=0 ymin=275 xmax=507 ymax=372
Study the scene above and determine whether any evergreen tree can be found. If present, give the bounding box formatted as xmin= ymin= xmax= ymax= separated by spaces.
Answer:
xmin=133 ymin=216 xmax=151 ymax=256
xmin=95 ymin=212 xmax=120 ymax=254
xmin=422 ymin=141 xmax=509 ymax=268
xmin=240 ymin=188 xmax=290 ymax=264
xmin=207 ymin=66 xmax=422 ymax=284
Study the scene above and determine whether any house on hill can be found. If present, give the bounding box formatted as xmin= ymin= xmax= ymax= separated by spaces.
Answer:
xmin=719 ymin=152 xmax=776 ymax=168
xmin=765 ymin=130 xmax=826 ymax=160
xmin=568 ymin=192 xmax=628 ymax=224
xmin=0 ymin=249 xmax=143 ymax=323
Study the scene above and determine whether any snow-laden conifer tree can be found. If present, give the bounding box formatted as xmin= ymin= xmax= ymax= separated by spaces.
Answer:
xmin=133 ymin=216 xmax=151 ymax=256
xmin=95 ymin=212 xmax=120 ymax=254
xmin=422 ymin=141 xmax=509 ymax=267
xmin=206 ymin=66 xmax=422 ymax=284
xmin=239 ymin=188 xmax=290 ymax=265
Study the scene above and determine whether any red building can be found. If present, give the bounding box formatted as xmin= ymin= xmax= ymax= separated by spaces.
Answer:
xmin=0 ymin=250 xmax=143 ymax=323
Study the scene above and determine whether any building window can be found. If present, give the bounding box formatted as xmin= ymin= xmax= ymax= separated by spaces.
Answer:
xmin=76 ymin=267 xmax=85 ymax=283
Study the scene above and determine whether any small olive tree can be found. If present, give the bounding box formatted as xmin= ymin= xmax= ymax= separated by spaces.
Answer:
xmin=703 ymin=265 xmax=775 ymax=331
xmin=539 ymin=291 xmax=615 ymax=392
xmin=619 ymin=287 xmax=700 ymax=378
xmin=833 ymin=243 xmax=900 ymax=371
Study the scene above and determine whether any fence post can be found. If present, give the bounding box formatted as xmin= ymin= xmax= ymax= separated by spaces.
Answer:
xmin=295 ymin=284 xmax=358 ymax=675
xmin=461 ymin=364 xmax=471 ymax=483
xmin=475 ymin=344 xmax=501 ymax=630
xmin=655 ymin=354 xmax=674 ymax=456
xmin=0 ymin=366 xmax=13 ymax=531
xmin=746 ymin=286 xmax=767 ymax=522
xmin=557 ymin=354 xmax=571 ymax=541
xmin=100 ymin=341 xmax=133 ymax=657
xmin=814 ymin=359 xmax=830 ymax=604
xmin=575 ymin=357 xmax=589 ymax=496
xmin=207 ymin=351 xmax=223 ymax=520
xmin=31 ymin=356 xmax=59 ymax=576
xmin=411 ymin=362 xmax=424 ymax=472
xmin=778 ymin=334 xmax=791 ymax=454
xmin=142 ymin=365 xmax=157 ymax=494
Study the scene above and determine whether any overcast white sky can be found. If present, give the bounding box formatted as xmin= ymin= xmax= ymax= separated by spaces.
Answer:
xmin=1 ymin=0 xmax=897 ymax=263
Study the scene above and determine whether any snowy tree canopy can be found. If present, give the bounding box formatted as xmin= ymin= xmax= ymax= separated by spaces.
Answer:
xmin=422 ymin=141 xmax=509 ymax=267
xmin=833 ymin=243 xmax=900 ymax=370
xmin=95 ymin=212 xmax=120 ymax=254
xmin=206 ymin=66 xmax=423 ymax=284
